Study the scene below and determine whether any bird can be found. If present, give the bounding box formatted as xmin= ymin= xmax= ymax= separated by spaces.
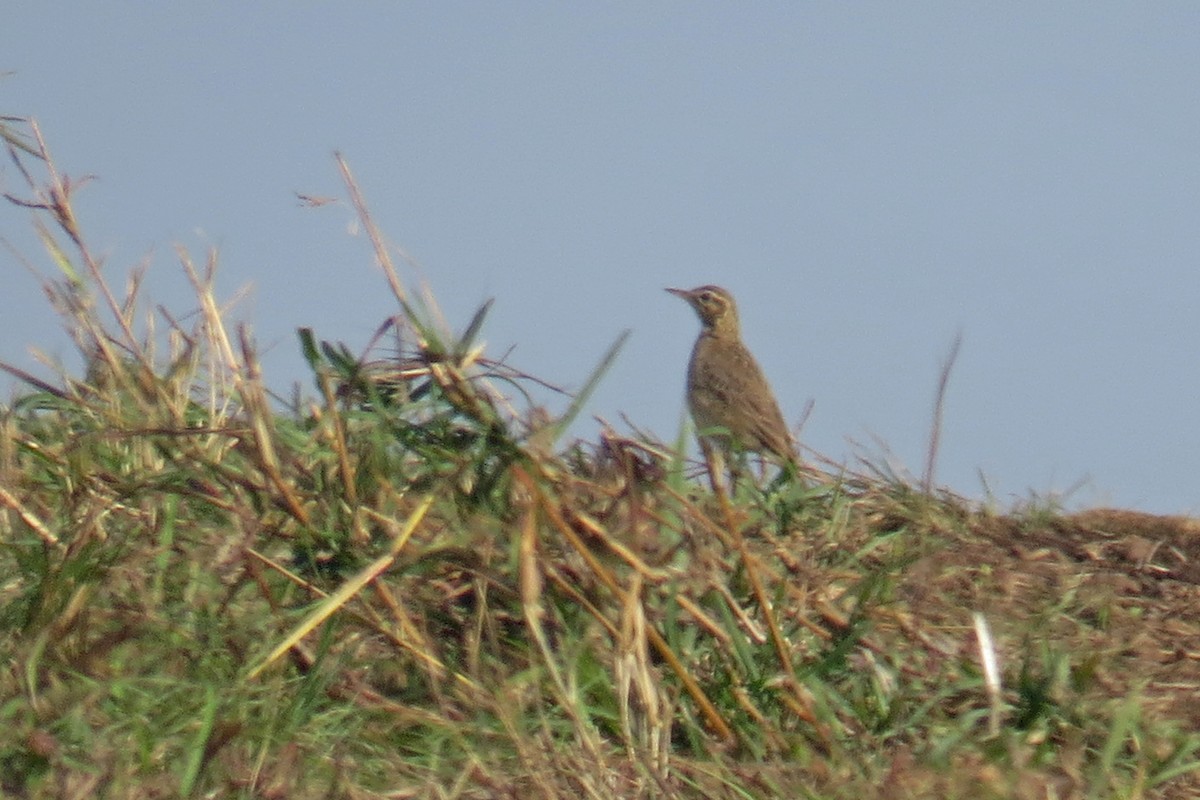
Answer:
xmin=666 ymin=285 xmax=797 ymax=484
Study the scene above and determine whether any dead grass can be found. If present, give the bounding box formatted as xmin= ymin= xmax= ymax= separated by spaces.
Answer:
xmin=2 ymin=117 xmax=1200 ymax=799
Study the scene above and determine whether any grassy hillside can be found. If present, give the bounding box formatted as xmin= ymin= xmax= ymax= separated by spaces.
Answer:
xmin=3 ymin=120 xmax=1200 ymax=799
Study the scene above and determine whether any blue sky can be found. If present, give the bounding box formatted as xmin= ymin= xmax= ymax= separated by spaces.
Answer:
xmin=4 ymin=5 xmax=1200 ymax=513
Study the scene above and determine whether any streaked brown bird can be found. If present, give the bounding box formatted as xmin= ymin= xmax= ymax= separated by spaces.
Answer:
xmin=666 ymin=285 xmax=796 ymax=480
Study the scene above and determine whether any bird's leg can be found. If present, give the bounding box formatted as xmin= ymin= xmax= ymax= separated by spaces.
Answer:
xmin=727 ymin=450 xmax=747 ymax=496
xmin=702 ymin=438 xmax=745 ymax=538
xmin=700 ymin=438 xmax=729 ymax=497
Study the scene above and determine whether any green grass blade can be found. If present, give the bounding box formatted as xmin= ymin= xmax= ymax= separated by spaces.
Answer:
xmin=179 ymin=684 xmax=218 ymax=796
xmin=546 ymin=328 xmax=629 ymax=446
xmin=455 ymin=297 xmax=494 ymax=357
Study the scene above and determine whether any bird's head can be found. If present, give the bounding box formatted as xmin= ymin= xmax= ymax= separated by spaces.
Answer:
xmin=666 ymin=284 xmax=740 ymax=335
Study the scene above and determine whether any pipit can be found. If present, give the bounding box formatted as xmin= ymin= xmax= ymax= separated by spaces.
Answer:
xmin=666 ymin=285 xmax=796 ymax=484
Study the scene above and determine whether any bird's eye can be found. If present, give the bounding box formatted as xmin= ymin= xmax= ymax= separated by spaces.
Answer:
xmin=699 ymin=291 xmax=715 ymax=303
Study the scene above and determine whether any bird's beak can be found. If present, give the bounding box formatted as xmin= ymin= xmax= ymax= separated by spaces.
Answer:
xmin=665 ymin=287 xmax=689 ymax=299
